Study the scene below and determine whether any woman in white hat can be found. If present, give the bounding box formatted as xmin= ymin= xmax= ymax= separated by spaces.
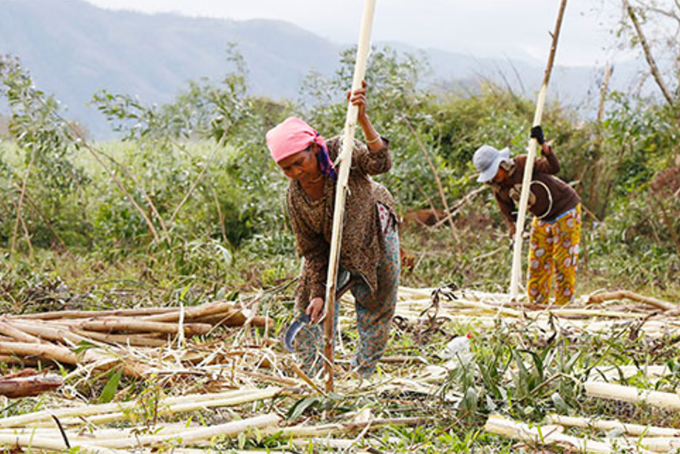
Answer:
xmin=473 ymin=126 xmax=581 ymax=305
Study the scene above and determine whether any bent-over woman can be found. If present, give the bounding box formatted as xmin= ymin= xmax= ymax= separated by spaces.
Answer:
xmin=473 ymin=126 xmax=581 ymax=305
xmin=265 ymin=83 xmax=399 ymax=377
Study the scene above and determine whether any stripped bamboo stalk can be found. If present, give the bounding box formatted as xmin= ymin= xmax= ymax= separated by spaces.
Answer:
xmin=547 ymin=414 xmax=680 ymax=437
xmin=586 ymin=291 xmax=676 ymax=312
xmin=47 ymin=392 xmax=282 ymax=427
xmin=0 ymin=341 xmax=77 ymax=365
xmin=142 ymin=301 xmax=237 ymax=323
xmin=240 ymin=370 xmax=299 ymax=387
xmin=195 ymin=313 xmax=273 ymax=328
xmin=78 ymin=319 xmax=211 ymax=336
xmin=0 ymin=341 xmax=148 ymax=379
xmin=485 ymin=415 xmax=656 ymax=454
xmin=0 ymin=387 xmax=281 ymax=428
xmin=272 ymin=417 xmax=431 ymax=438
xmin=15 ymin=307 xmax=175 ymax=320
xmin=85 ymin=414 xmax=280 ymax=449
xmin=324 ymin=0 xmax=378 ymax=393
xmin=509 ymin=0 xmax=568 ymax=301
xmin=0 ymin=320 xmax=43 ymax=343
xmin=289 ymin=438 xmax=355 ymax=449
xmin=6 ymin=319 xmax=97 ymax=345
xmin=584 ymin=381 xmax=680 ymax=410
xmin=0 ymin=433 xmax=121 ymax=454
xmin=73 ymin=330 xmax=169 ymax=348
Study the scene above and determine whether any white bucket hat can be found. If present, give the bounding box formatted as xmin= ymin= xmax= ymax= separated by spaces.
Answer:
xmin=473 ymin=145 xmax=511 ymax=183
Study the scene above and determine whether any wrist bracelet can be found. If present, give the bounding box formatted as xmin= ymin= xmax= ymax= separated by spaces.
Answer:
xmin=366 ymin=135 xmax=381 ymax=145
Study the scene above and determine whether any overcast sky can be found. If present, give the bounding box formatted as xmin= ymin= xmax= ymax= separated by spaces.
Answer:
xmin=83 ymin=0 xmax=629 ymax=67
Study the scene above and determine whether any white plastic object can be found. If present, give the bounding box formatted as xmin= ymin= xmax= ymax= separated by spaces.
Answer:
xmin=441 ymin=333 xmax=471 ymax=360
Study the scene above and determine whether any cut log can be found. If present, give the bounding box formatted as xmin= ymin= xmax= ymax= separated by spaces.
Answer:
xmin=0 ymin=370 xmax=62 ymax=398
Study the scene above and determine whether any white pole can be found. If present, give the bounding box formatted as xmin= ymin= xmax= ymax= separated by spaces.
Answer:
xmin=509 ymin=0 xmax=568 ymax=301
xmin=323 ymin=0 xmax=377 ymax=392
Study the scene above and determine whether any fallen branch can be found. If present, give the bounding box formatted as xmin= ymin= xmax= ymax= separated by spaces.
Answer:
xmin=0 ymin=370 xmax=63 ymax=398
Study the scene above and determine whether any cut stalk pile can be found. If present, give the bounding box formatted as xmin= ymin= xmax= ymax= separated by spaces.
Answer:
xmin=0 ymin=300 xmax=273 ymax=381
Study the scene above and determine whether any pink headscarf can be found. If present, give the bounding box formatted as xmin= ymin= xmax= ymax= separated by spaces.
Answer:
xmin=266 ymin=117 xmax=337 ymax=178
xmin=266 ymin=117 xmax=326 ymax=162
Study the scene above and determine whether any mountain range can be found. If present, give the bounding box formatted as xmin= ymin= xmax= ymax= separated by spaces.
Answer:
xmin=0 ymin=0 xmax=645 ymax=139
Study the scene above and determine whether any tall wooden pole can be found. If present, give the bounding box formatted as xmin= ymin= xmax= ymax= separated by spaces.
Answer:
xmin=509 ymin=0 xmax=568 ymax=300
xmin=323 ymin=0 xmax=377 ymax=392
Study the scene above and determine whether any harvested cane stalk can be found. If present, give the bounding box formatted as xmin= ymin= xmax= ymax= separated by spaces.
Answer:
xmin=78 ymin=319 xmax=211 ymax=336
xmin=0 ymin=342 xmax=149 ymax=379
xmin=509 ymin=0 xmax=568 ymax=300
xmin=0 ymin=387 xmax=282 ymax=428
xmin=0 ymin=320 xmax=43 ymax=343
xmin=485 ymin=415 xmax=656 ymax=454
xmin=15 ymin=307 xmax=175 ymax=320
xmin=584 ymin=381 xmax=680 ymax=411
xmin=271 ymin=417 xmax=432 ymax=438
xmin=323 ymin=0 xmax=377 ymax=393
xmin=73 ymin=330 xmax=169 ymax=348
xmin=78 ymin=414 xmax=281 ymax=449
xmin=586 ymin=290 xmax=676 ymax=312
xmin=547 ymin=414 xmax=680 ymax=437
xmin=0 ymin=369 xmax=63 ymax=398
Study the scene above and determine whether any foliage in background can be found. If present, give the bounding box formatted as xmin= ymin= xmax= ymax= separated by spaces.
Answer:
xmin=1 ymin=42 xmax=679 ymax=295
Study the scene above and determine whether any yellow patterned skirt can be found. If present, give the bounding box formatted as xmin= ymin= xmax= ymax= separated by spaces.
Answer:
xmin=527 ymin=204 xmax=582 ymax=305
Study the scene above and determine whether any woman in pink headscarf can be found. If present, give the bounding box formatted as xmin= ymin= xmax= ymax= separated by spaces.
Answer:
xmin=266 ymin=82 xmax=399 ymax=378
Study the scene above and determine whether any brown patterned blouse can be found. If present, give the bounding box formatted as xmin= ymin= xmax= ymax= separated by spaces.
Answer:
xmin=287 ymin=136 xmax=397 ymax=311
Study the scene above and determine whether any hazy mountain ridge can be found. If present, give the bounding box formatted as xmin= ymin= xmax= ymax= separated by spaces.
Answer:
xmin=0 ymin=0 xmax=642 ymax=139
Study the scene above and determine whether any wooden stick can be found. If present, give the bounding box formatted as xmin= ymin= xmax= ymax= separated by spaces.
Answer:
xmin=509 ymin=0 xmax=568 ymax=300
xmin=78 ymin=318 xmax=211 ymax=336
xmin=323 ymin=0 xmax=377 ymax=393
xmin=73 ymin=330 xmax=169 ymax=348
xmin=196 ymin=313 xmax=272 ymax=328
xmin=142 ymin=301 xmax=235 ymax=322
xmin=275 ymin=417 xmax=431 ymax=438
xmin=14 ymin=307 xmax=175 ymax=320
xmin=0 ymin=433 xmax=120 ymax=453
xmin=0 ymin=320 xmax=43 ymax=343
xmin=584 ymin=381 xmax=680 ymax=411
xmin=586 ymin=290 xmax=676 ymax=312
xmin=88 ymin=414 xmax=281 ymax=449
xmin=547 ymin=414 xmax=680 ymax=437
xmin=0 ymin=372 xmax=63 ymax=398
xmin=403 ymin=117 xmax=460 ymax=243
xmin=485 ymin=415 xmax=656 ymax=454
xmin=0 ymin=387 xmax=281 ymax=428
